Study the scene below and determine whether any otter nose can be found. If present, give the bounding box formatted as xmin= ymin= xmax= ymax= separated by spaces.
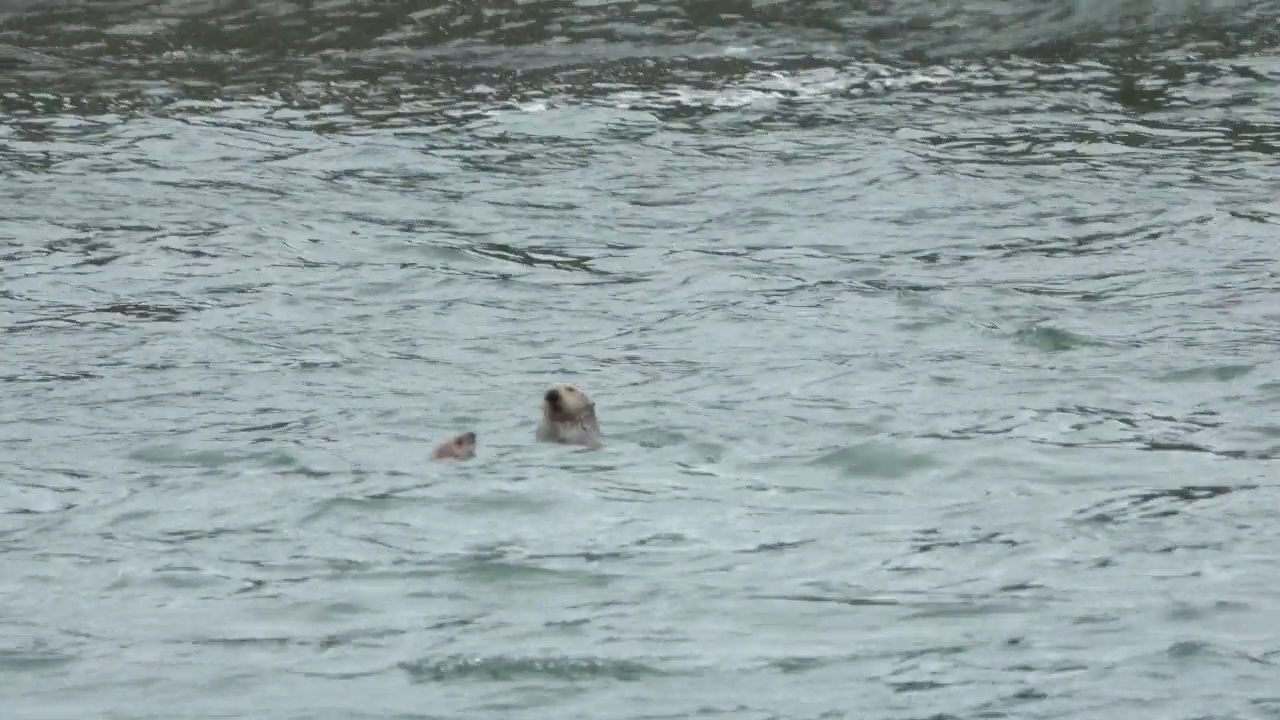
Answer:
xmin=544 ymin=388 xmax=561 ymax=406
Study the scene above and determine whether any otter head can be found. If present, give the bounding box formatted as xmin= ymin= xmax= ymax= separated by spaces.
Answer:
xmin=536 ymin=384 xmax=603 ymax=449
xmin=431 ymin=431 xmax=477 ymax=462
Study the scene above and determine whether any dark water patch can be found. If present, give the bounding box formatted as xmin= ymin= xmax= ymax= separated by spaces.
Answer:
xmin=1073 ymin=484 xmax=1256 ymax=523
xmin=889 ymin=679 xmax=952 ymax=693
xmin=629 ymin=532 xmax=691 ymax=548
xmin=901 ymin=598 xmax=1048 ymax=621
xmin=737 ymin=539 xmax=816 ymax=554
xmin=193 ymin=635 xmax=299 ymax=649
xmin=230 ymin=418 xmax=301 ymax=434
xmin=470 ymin=241 xmax=607 ymax=274
xmin=768 ymin=655 xmax=830 ymax=674
xmin=1157 ymin=363 xmax=1255 ymax=383
xmin=811 ymin=441 xmax=937 ymax=479
xmin=0 ymin=370 xmax=101 ymax=383
xmin=105 ymin=564 xmax=235 ymax=591
xmin=93 ymin=302 xmax=187 ymax=321
xmin=0 ymin=646 xmax=78 ymax=672
xmin=449 ymin=553 xmax=620 ymax=587
xmin=525 ymin=549 xmax=632 ymax=563
xmin=1229 ymin=208 xmax=1280 ymax=224
xmin=154 ymin=176 xmax=292 ymax=198
xmin=22 ymin=467 xmax=91 ymax=482
xmin=911 ymin=529 xmax=1021 ymax=554
xmin=1012 ymin=324 xmax=1104 ymax=352
xmin=1137 ymin=439 xmax=1272 ymax=460
xmin=755 ymin=593 xmax=901 ymax=608
xmin=1165 ymin=638 xmax=1273 ymax=666
xmin=1 ymin=503 xmax=77 ymax=515
xmin=1166 ymin=599 xmax=1253 ymax=622
xmin=154 ymin=526 xmax=278 ymax=544
xmin=443 ymin=489 xmax=563 ymax=513
xmin=400 ymin=654 xmax=663 ymax=682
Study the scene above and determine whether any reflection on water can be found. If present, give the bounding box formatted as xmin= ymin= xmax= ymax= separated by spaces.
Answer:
xmin=3 ymin=0 xmax=1280 ymax=719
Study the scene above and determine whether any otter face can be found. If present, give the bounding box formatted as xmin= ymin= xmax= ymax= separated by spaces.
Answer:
xmin=431 ymin=431 xmax=477 ymax=461
xmin=541 ymin=384 xmax=594 ymax=422
xmin=537 ymin=384 xmax=603 ymax=448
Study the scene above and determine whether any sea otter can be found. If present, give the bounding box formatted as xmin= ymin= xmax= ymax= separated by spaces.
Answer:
xmin=431 ymin=431 xmax=477 ymax=461
xmin=536 ymin=384 xmax=603 ymax=449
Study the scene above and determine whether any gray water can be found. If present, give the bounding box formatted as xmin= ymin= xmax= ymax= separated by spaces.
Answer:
xmin=3 ymin=0 xmax=1280 ymax=718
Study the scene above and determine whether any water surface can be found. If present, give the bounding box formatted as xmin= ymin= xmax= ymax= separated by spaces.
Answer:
xmin=2 ymin=0 xmax=1280 ymax=718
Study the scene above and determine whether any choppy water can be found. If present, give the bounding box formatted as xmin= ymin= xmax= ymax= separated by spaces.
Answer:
xmin=3 ymin=0 xmax=1280 ymax=718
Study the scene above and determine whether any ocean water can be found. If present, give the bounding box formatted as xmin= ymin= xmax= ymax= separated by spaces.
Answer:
xmin=2 ymin=0 xmax=1279 ymax=718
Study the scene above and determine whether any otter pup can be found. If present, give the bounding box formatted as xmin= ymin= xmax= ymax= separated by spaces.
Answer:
xmin=431 ymin=431 xmax=477 ymax=461
xmin=536 ymin=384 xmax=603 ymax=449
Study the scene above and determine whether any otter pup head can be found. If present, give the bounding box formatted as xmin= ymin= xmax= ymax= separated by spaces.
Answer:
xmin=536 ymin=384 xmax=603 ymax=449
xmin=431 ymin=431 xmax=477 ymax=462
